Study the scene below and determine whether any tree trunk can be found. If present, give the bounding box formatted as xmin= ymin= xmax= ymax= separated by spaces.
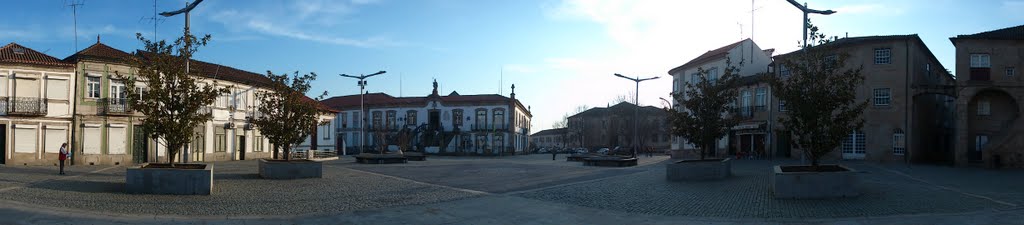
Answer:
xmin=273 ymin=145 xmax=279 ymax=159
xmin=283 ymin=144 xmax=291 ymax=161
xmin=167 ymin=143 xmax=180 ymax=167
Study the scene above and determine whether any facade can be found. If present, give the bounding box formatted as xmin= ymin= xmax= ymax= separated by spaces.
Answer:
xmin=53 ymin=40 xmax=335 ymax=166
xmin=320 ymin=81 xmax=531 ymax=156
xmin=565 ymin=102 xmax=670 ymax=151
xmin=530 ymin=128 xmax=566 ymax=149
xmin=951 ymin=25 xmax=1024 ymax=168
xmin=0 ymin=43 xmax=76 ymax=166
xmin=667 ymin=38 xmax=773 ymax=157
xmin=771 ymin=35 xmax=956 ymax=163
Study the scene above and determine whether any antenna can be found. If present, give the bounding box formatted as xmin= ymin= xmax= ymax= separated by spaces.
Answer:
xmin=140 ymin=0 xmax=164 ymax=40
xmin=65 ymin=0 xmax=85 ymax=53
xmin=499 ymin=67 xmax=504 ymax=96
xmin=399 ymin=73 xmax=403 ymax=97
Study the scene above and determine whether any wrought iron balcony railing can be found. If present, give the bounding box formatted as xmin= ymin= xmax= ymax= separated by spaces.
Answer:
xmin=471 ymin=124 xmax=509 ymax=132
xmin=98 ymin=98 xmax=132 ymax=115
xmin=8 ymin=97 xmax=47 ymax=116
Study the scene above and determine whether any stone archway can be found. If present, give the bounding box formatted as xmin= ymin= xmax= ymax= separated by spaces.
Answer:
xmin=965 ymin=89 xmax=1020 ymax=166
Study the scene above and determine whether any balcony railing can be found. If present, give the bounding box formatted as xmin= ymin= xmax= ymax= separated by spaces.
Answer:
xmin=471 ymin=124 xmax=509 ymax=132
xmin=98 ymin=98 xmax=132 ymax=115
xmin=8 ymin=97 xmax=47 ymax=116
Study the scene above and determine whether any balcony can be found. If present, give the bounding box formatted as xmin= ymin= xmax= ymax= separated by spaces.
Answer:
xmin=733 ymin=106 xmax=755 ymax=120
xmin=7 ymin=97 xmax=47 ymax=116
xmin=471 ymin=124 xmax=509 ymax=132
xmin=98 ymin=98 xmax=132 ymax=115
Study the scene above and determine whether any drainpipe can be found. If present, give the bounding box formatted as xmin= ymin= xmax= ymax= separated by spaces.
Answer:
xmin=70 ymin=64 xmax=80 ymax=166
xmin=905 ymin=39 xmax=911 ymax=166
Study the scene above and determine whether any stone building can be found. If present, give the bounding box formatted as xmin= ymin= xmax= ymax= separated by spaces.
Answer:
xmin=951 ymin=25 xmax=1024 ymax=168
xmin=530 ymin=128 xmax=566 ymax=149
xmin=320 ymin=80 xmax=531 ymax=156
xmin=772 ymin=35 xmax=956 ymax=163
xmin=566 ymin=102 xmax=670 ymax=151
xmin=0 ymin=43 xmax=76 ymax=166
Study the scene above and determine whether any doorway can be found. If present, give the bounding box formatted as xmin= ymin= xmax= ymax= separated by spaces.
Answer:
xmin=0 ymin=124 xmax=6 ymax=165
xmin=429 ymin=111 xmax=440 ymax=130
xmin=132 ymin=126 xmax=148 ymax=164
xmin=237 ymin=135 xmax=246 ymax=160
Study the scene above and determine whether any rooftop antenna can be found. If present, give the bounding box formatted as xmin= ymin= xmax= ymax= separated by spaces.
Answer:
xmin=65 ymin=0 xmax=85 ymax=53
xmin=140 ymin=0 xmax=164 ymax=40
xmin=499 ymin=66 xmax=504 ymax=96
xmin=399 ymin=72 xmax=403 ymax=97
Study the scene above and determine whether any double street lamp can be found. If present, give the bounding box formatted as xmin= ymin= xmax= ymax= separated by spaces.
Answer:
xmin=613 ymin=73 xmax=660 ymax=158
xmin=340 ymin=71 xmax=387 ymax=155
xmin=785 ymin=0 xmax=837 ymax=49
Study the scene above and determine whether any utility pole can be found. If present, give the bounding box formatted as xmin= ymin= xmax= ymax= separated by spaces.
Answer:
xmin=65 ymin=0 xmax=84 ymax=166
xmin=613 ymin=73 xmax=660 ymax=158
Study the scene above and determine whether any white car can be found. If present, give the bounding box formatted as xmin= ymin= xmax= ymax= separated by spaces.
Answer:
xmin=597 ymin=148 xmax=609 ymax=154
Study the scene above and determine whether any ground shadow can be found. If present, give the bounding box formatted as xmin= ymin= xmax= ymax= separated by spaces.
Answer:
xmin=215 ymin=173 xmax=261 ymax=180
xmin=28 ymin=179 xmax=124 ymax=194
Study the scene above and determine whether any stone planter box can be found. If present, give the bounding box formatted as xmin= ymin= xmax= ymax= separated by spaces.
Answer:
xmin=355 ymin=153 xmax=408 ymax=164
xmin=583 ymin=156 xmax=638 ymax=167
xmin=258 ymin=159 xmax=323 ymax=179
xmin=126 ymin=163 xmax=213 ymax=195
xmin=404 ymin=152 xmax=427 ymax=161
xmin=770 ymin=165 xmax=860 ymax=199
xmin=666 ymin=158 xmax=731 ymax=181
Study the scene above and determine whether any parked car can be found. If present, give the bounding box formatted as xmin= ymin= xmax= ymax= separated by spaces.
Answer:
xmin=597 ymin=148 xmax=609 ymax=155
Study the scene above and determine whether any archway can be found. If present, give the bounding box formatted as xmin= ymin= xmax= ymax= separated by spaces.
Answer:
xmin=966 ymin=89 xmax=1019 ymax=163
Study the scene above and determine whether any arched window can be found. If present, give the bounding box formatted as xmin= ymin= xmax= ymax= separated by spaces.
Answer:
xmin=892 ymin=129 xmax=906 ymax=155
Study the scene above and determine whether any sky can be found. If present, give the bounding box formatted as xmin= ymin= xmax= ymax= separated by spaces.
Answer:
xmin=2 ymin=0 xmax=1022 ymax=134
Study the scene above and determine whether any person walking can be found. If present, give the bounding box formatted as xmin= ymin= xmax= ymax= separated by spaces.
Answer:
xmin=58 ymin=143 xmax=68 ymax=175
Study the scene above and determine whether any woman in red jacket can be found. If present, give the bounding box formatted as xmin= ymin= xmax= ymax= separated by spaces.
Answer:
xmin=58 ymin=143 xmax=68 ymax=175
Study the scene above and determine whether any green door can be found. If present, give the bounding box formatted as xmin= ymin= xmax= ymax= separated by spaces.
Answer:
xmin=132 ymin=126 xmax=148 ymax=164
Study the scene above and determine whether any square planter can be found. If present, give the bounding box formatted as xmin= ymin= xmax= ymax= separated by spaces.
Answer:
xmin=404 ymin=152 xmax=427 ymax=161
xmin=354 ymin=153 xmax=408 ymax=164
xmin=770 ymin=165 xmax=860 ymax=199
xmin=582 ymin=156 xmax=638 ymax=167
xmin=126 ymin=163 xmax=213 ymax=195
xmin=666 ymin=158 xmax=731 ymax=181
xmin=258 ymin=159 xmax=323 ymax=179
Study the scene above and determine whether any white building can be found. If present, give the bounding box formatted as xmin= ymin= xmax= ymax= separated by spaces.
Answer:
xmin=0 ymin=43 xmax=76 ymax=166
xmin=667 ymin=38 xmax=772 ymax=157
xmin=321 ymin=80 xmax=531 ymax=156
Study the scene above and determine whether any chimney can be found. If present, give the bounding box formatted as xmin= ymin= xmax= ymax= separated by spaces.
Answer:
xmin=97 ymin=35 xmax=101 ymax=43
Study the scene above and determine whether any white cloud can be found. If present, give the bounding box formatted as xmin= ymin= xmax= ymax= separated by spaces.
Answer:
xmin=834 ymin=3 xmax=904 ymax=16
xmin=206 ymin=0 xmax=400 ymax=48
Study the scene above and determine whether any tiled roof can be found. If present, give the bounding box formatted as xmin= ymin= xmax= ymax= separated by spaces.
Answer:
xmin=951 ymin=24 xmax=1024 ymax=41
xmin=0 ymin=43 xmax=74 ymax=68
xmin=136 ymin=51 xmax=274 ymax=87
xmin=668 ymin=39 xmax=748 ymax=75
xmin=63 ymin=42 xmax=133 ymax=64
xmin=531 ymin=128 xmax=566 ymax=137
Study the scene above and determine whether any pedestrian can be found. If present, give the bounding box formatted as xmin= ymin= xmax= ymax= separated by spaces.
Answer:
xmin=58 ymin=143 xmax=68 ymax=175
xmin=551 ymin=149 xmax=557 ymax=161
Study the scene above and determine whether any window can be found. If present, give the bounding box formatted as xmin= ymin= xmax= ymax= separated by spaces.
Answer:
xmin=135 ymin=86 xmax=145 ymax=100
xmin=824 ymin=54 xmax=838 ymax=66
xmin=340 ymin=113 xmax=348 ymax=128
xmin=1008 ymin=67 xmax=1016 ymax=77
xmin=779 ymin=100 xmax=787 ymax=112
xmin=873 ymin=88 xmax=891 ymax=106
xmin=841 ymin=130 xmax=866 ymax=155
xmin=87 ymin=76 xmax=101 ymax=99
xmin=874 ymin=48 xmax=891 ymax=64
xmin=975 ymin=135 xmax=989 ymax=151
xmin=493 ymin=110 xmax=505 ymax=129
xmin=453 ymin=109 xmax=464 ymax=126
xmin=708 ymin=68 xmax=719 ymax=81
xmin=755 ymin=87 xmax=766 ymax=110
xmin=216 ymin=88 xmax=230 ymax=108
xmin=46 ymin=78 xmax=69 ymax=100
xmin=672 ymin=79 xmax=679 ymax=93
xmin=215 ymin=127 xmax=226 ymax=152
xmin=970 ymin=54 xmax=991 ymax=68
xmin=690 ymin=73 xmax=699 ymax=84
xmin=110 ymin=81 xmax=126 ymax=100
xmin=407 ymin=110 xmax=417 ymax=125
xmin=254 ymin=136 xmax=263 ymax=152
xmin=372 ymin=111 xmax=383 ymax=129
xmin=977 ymin=99 xmax=991 ymax=116
xmin=893 ymin=129 xmax=906 ymax=155
xmin=779 ymin=64 xmax=790 ymax=77
xmin=352 ymin=112 xmax=360 ymax=128
xmin=476 ymin=110 xmax=487 ymax=128
xmin=323 ymin=121 xmax=331 ymax=140
xmin=386 ymin=111 xmax=396 ymax=128
xmin=740 ymin=90 xmax=751 ymax=116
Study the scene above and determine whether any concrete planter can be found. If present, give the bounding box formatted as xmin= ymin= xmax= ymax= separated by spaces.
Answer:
xmin=770 ymin=165 xmax=860 ymax=199
xmin=126 ymin=163 xmax=213 ymax=195
xmin=582 ymin=156 xmax=638 ymax=167
xmin=666 ymin=158 xmax=731 ymax=181
xmin=404 ymin=152 xmax=427 ymax=161
xmin=258 ymin=159 xmax=323 ymax=179
xmin=355 ymin=153 xmax=408 ymax=164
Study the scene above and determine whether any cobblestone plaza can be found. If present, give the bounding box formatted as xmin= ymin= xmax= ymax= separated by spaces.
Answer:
xmin=1 ymin=155 xmax=1022 ymax=224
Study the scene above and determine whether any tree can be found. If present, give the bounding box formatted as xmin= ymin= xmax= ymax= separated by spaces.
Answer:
xmin=667 ymin=59 xmax=742 ymax=160
xmin=767 ymin=21 xmax=867 ymax=169
xmin=251 ymin=71 xmax=329 ymax=161
xmin=120 ymin=33 xmax=228 ymax=166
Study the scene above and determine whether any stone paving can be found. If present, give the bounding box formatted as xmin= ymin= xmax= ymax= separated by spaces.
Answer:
xmin=0 ymin=154 xmax=1022 ymax=224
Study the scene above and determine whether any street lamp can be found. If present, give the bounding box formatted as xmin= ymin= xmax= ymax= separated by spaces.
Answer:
xmin=785 ymin=0 xmax=836 ymax=49
xmin=161 ymin=0 xmax=204 ymax=163
xmin=340 ymin=71 xmax=386 ymax=155
xmin=613 ymin=73 xmax=660 ymax=158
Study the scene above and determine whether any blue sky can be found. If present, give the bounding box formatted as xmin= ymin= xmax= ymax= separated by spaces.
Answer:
xmin=2 ymin=0 xmax=1022 ymax=134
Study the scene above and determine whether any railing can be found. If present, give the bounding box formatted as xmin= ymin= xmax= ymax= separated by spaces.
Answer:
xmin=8 ymin=97 xmax=47 ymax=116
xmin=471 ymin=124 xmax=509 ymax=132
xmin=98 ymin=98 xmax=132 ymax=115
xmin=289 ymin=149 xmax=338 ymax=160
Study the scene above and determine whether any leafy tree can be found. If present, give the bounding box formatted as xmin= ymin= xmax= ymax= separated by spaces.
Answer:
xmin=251 ymin=71 xmax=328 ymax=161
xmin=120 ymin=33 xmax=228 ymax=166
xmin=767 ymin=21 xmax=867 ymax=169
xmin=667 ymin=59 xmax=742 ymax=160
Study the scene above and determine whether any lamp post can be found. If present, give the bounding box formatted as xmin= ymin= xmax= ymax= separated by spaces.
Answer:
xmin=613 ymin=73 xmax=660 ymax=158
xmin=784 ymin=0 xmax=836 ymax=49
xmin=340 ymin=71 xmax=386 ymax=155
xmin=160 ymin=0 xmax=204 ymax=163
